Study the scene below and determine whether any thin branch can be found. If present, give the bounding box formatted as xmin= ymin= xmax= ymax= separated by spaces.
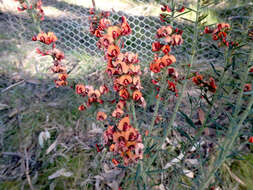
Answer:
xmin=1 ymin=80 xmax=25 ymax=93
xmin=24 ymin=148 xmax=34 ymax=190
xmin=92 ymin=0 xmax=96 ymax=10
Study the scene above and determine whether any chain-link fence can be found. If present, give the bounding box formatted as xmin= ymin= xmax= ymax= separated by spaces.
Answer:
xmin=1 ymin=0 xmax=251 ymax=71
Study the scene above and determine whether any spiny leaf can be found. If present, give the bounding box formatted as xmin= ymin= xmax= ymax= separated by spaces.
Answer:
xmin=176 ymin=127 xmax=193 ymax=142
xmin=179 ymin=110 xmax=197 ymax=129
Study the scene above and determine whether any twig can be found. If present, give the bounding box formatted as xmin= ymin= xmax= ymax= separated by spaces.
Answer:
xmin=224 ymin=163 xmax=246 ymax=187
xmin=24 ymin=148 xmax=34 ymax=190
xmin=1 ymin=80 xmax=25 ymax=93
xmin=2 ymin=152 xmax=23 ymax=158
xmin=92 ymin=0 xmax=96 ymax=10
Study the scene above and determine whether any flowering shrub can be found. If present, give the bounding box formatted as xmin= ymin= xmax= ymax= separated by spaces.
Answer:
xmin=89 ymin=8 xmax=146 ymax=165
xmin=12 ymin=0 xmax=253 ymax=189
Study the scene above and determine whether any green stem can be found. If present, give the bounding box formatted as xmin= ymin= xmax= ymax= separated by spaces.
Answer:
xmin=190 ymin=47 xmax=230 ymax=143
xmin=199 ymin=94 xmax=253 ymax=190
xmin=130 ymin=99 xmax=138 ymax=129
xmin=146 ymin=1 xmax=176 ymax=142
xmin=198 ymin=24 xmax=253 ymax=189
xmin=148 ymin=69 xmax=168 ymax=136
xmin=160 ymin=0 xmax=201 ymax=147
xmin=24 ymin=0 xmax=41 ymax=33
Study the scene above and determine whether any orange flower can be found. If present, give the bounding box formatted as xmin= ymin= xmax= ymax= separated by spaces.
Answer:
xmin=78 ymin=104 xmax=86 ymax=111
xmin=113 ymin=131 xmax=127 ymax=148
xmin=112 ymin=108 xmax=124 ymax=118
xmin=161 ymin=54 xmax=176 ymax=66
xmin=119 ymin=88 xmax=130 ymax=100
xmin=107 ymin=44 xmax=120 ymax=58
xmin=107 ymin=26 xmax=121 ymax=39
xmin=133 ymin=76 xmax=142 ymax=89
xmin=118 ymin=75 xmax=132 ymax=86
xmin=97 ymin=111 xmax=107 ymax=121
xmin=128 ymin=64 xmax=140 ymax=75
xmin=134 ymin=143 xmax=144 ymax=159
xmin=171 ymin=34 xmax=183 ymax=46
xmin=249 ymin=137 xmax=253 ymax=143
xmin=112 ymin=158 xmax=119 ymax=166
xmin=76 ymin=84 xmax=86 ymax=95
xmin=244 ymin=84 xmax=252 ymax=92
xmin=204 ymin=26 xmax=213 ymax=34
xmin=150 ymin=62 xmax=161 ymax=73
xmin=99 ymin=85 xmax=109 ymax=95
xmin=55 ymin=80 xmax=67 ymax=87
xmin=17 ymin=2 xmax=28 ymax=11
xmin=121 ymin=16 xmax=131 ymax=36
xmin=124 ymin=52 xmax=139 ymax=64
xmin=118 ymin=116 xmax=130 ymax=131
xmin=88 ymin=89 xmax=101 ymax=99
xmin=155 ymin=115 xmax=162 ymax=124
xmin=99 ymin=18 xmax=111 ymax=30
xmin=157 ymin=26 xmax=172 ymax=38
xmin=168 ymin=67 xmax=179 ymax=79
xmin=208 ymin=77 xmax=217 ymax=93
xmin=36 ymin=32 xmax=57 ymax=45
xmin=161 ymin=5 xmax=171 ymax=12
xmin=84 ymin=85 xmax=94 ymax=95
xmin=113 ymin=80 xmax=121 ymax=91
xmin=177 ymin=6 xmax=185 ymax=13
xmin=168 ymin=80 xmax=177 ymax=92
xmin=152 ymin=79 xmax=159 ymax=85
xmin=94 ymin=30 xmax=102 ymax=38
xmin=98 ymin=34 xmax=114 ymax=49
xmin=115 ymin=61 xmax=129 ymax=74
xmin=156 ymin=58 xmax=166 ymax=69
xmin=110 ymin=144 xmax=115 ymax=152
xmin=192 ymin=74 xmax=203 ymax=85
xmin=132 ymin=90 xmax=142 ymax=101
xmin=161 ymin=45 xmax=171 ymax=54
xmin=51 ymin=65 xmax=66 ymax=73
xmin=116 ymin=100 xmax=126 ymax=110
xmin=217 ymin=23 xmax=230 ymax=30
xmin=96 ymin=144 xmax=102 ymax=152
xmin=249 ymin=66 xmax=253 ymax=73
xmin=103 ymin=125 xmax=115 ymax=144
xmin=35 ymin=48 xmax=51 ymax=56
xmin=58 ymin=73 xmax=68 ymax=81
xmin=106 ymin=66 xmax=116 ymax=76
xmin=152 ymin=41 xmax=163 ymax=52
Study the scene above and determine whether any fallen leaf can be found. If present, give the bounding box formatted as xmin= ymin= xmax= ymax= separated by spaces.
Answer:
xmin=183 ymin=169 xmax=194 ymax=178
xmin=198 ymin=108 xmax=205 ymax=124
xmin=38 ymin=131 xmax=50 ymax=148
xmin=48 ymin=168 xmax=73 ymax=180
xmin=0 ymin=103 xmax=9 ymax=110
xmin=46 ymin=140 xmax=58 ymax=154
xmin=163 ymin=153 xmax=184 ymax=169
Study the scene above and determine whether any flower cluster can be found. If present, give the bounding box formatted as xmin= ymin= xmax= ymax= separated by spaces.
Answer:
xmin=150 ymin=25 xmax=183 ymax=96
xmin=244 ymin=83 xmax=252 ymax=92
xmin=32 ymin=32 xmax=67 ymax=87
xmin=103 ymin=117 xmax=144 ymax=165
xmin=249 ymin=137 xmax=253 ymax=143
xmin=75 ymin=84 xmax=109 ymax=111
xmin=204 ymin=23 xmax=238 ymax=48
xmin=90 ymin=9 xmax=145 ymax=110
xmin=14 ymin=0 xmax=45 ymax=21
xmin=89 ymin=8 xmax=144 ymax=165
xmin=160 ymin=4 xmax=185 ymax=22
xmin=192 ymin=74 xmax=217 ymax=93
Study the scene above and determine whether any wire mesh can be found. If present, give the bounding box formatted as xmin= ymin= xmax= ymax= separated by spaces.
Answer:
xmin=1 ymin=0 xmax=251 ymax=70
